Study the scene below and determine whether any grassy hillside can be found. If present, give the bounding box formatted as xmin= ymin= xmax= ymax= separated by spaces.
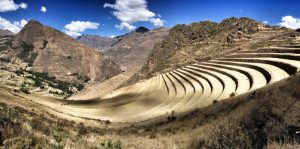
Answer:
xmin=1 ymin=72 xmax=299 ymax=148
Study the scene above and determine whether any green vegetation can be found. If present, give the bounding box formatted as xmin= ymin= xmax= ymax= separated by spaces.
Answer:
xmin=70 ymin=73 xmax=91 ymax=83
xmin=17 ymin=42 xmax=37 ymax=64
xmin=230 ymin=92 xmax=236 ymax=97
xmin=17 ymin=70 xmax=85 ymax=96
xmin=20 ymin=82 xmax=30 ymax=94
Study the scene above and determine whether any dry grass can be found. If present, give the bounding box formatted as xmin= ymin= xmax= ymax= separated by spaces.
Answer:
xmin=0 ymin=73 xmax=300 ymax=148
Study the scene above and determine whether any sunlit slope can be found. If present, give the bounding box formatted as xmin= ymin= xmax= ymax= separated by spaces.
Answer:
xmin=69 ymin=68 xmax=139 ymax=100
xmin=22 ymin=45 xmax=300 ymax=122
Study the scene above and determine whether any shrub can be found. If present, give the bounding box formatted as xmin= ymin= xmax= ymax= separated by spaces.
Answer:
xmin=230 ymin=92 xmax=236 ymax=97
xmin=77 ymin=124 xmax=87 ymax=136
xmin=202 ymin=119 xmax=252 ymax=149
xmin=167 ymin=115 xmax=177 ymax=122
xmin=20 ymin=83 xmax=30 ymax=94
xmin=149 ymin=132 xmax=157 ymax=139
xmin=114 ymin=140 xmax=122 ymax=149
xmin=212 ymin=100 xmax=218 ymax=104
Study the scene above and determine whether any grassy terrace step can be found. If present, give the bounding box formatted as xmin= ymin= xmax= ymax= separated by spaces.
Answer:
xmin=172 ymin=71 xmax=196 ymax=93
xmin=209 ymin=61 xmax=271 ymax=83
xmin=217 ymin=58 xmax=298 ymax=75
xmin=179 ymin=68 xmax=213 ymax=93
xmin=239 ymin=48 xmax=300 ymax=54
xmin=225 ymin=53 xmax=300 ymax=62
xmin=175 ymin=69 xmax=213 ymax=107
xmin=192 ymin=64 xmax=239 ymax=91
xmin=161 ymin=74 xmax=170 ymax=94
xmin=184 ymin=66 xmax=225 ymax=92
xmin=169 ymin=72 xmax=187 ymax=93
xmin=165 ymin=73 xmax=177 ymax=94
xmin=174 ymin=69 xmax=204 ymax=94
xmin=199 ymin=62 xmax=253 ymax=89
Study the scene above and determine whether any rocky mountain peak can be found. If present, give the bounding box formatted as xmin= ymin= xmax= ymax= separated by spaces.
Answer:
xmin=135 ymin=26 xmax=150 ymax=33
xmin=10 ymin=20 xmax=122 ymax=84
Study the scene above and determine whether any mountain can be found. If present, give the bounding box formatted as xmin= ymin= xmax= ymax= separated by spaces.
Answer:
xmin=135 ymin=26 xmax=150 ymax=33
xmin=77 ymin=35 xmax=119 ymax=52
xmin=140 ymin=17 xmax=288 ymax=75
xmin=0 ymin=29 xmax=14 ymax=36
xmin=104 ymin=27 xmax=169 ymax=70
xmin=10 ymin=20 xmax=122 ymax=84
xmin=78 ymin=26 xmax=169 ymax=71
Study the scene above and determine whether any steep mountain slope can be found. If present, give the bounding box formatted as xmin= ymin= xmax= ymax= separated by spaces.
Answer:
xmin=140 ymin=17 xmax=291 ymax=76
xmin=77 ymin=35 xmax=119 ymax=52
xmin=0 ymin=29 xmax=14 ymax=36
xmin=10 ymin=20 xmax=122 ymax=84
xmin=78 ymin=27 xmax=169 ymax=71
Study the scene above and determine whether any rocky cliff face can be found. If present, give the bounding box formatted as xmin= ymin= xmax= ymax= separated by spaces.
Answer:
xmin=11 ymin=20 xmax=122 ymax=84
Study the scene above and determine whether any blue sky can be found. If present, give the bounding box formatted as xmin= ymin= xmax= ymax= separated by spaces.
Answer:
xmin=0 ymin=0 xmax=300 ymax=37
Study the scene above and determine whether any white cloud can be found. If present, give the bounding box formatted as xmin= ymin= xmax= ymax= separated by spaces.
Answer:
xmin=19 ymin=2 xmax=27 ymax=9
xmin=0 ymin=0 xmax=28 ymax=12
xmin=64 ymin=21 xmax=100 ymax=37
xmin=0 ymin=16 xmax=28 ymax=33
xmin=110 ymin=35 xmax=116 ymax=38
xmin=64 ymin=30 xmax=81 ymax=38
xmin=40 ymin=6 xmax=47 ymax=13
xmin=115 ymin=22 xmax=136 ymax=30
xmin=279 ymin=15 xmax=300 ymax=29
xmin=262 ymin=21 xmax=268 ymax=24
xmin=149 ymin=18 xmax=165 ymax=26
xmin=104 ymin=0 xmax=165 ymax=30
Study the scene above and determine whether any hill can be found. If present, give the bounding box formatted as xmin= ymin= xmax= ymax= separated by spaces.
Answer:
xmin=78 ymin=27 xmax=169 ymax=71
xmin=139 ymin=17 xmax=292 ymax=77
xmin=9 ymin=20 xmax=122 ymax=84
xmin=77 ymin=35 xmax=118 ymax=52
xmin=0 ymin=29 xmax=14 ymax=36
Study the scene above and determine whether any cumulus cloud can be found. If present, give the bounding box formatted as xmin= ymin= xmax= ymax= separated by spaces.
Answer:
xmin=149 ymin=18 xmax=165 ymax=27
xmin=110 ymin=35 xmax=116 ymax=38
xmin=104 ymin=0 xmax=165 ymax=30
xmin=115 ymin=22 xmax=136 ymax=30
xmin=19 ymin=2 xmax=27 ymax=9
xmin=0 ymin=0 xmax=28 ymax=12
xmin=64 ymin=21 xmax=100 ymax=37
xmin=0 ymin=16 xmax=28 ymax=33
xmin=279 ymin=15 xmax=300 ymax=29
xmin=40 ymin=6 xmax=47 ymax=13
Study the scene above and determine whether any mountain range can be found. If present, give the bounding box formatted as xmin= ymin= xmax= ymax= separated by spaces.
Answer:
xmin=78 ymin=26 xmax=169 ymax=71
